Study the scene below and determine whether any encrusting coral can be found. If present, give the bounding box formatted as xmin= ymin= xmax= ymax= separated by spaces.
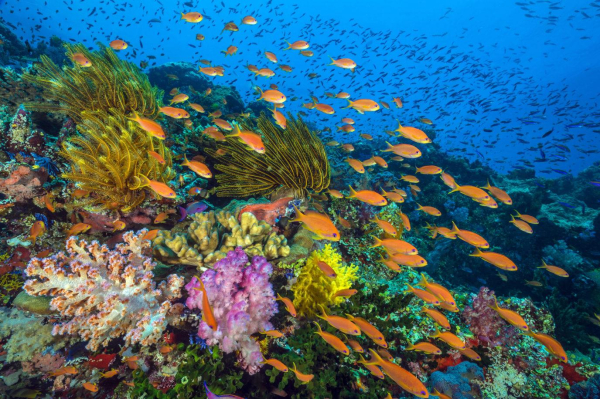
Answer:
xmin=23 ymin=229 xmax=185 ymax=351
xmin=185 ymin=247 xmax=278 ymax=375
xmin=291 ymin=244 xmax=358 ymax=317
xmin=23 ymin=43 xmax=162 ymax=122
xmin=153 ymin=210 xmax=290 ymax=269
xmin=206 ymin=114 xmax=330 ymax=198
xmin=59 ymin=111 xmax=174 ymax=212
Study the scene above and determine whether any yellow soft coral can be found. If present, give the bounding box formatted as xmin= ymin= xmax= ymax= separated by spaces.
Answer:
xmin=291 ymin=244 xmax=358 ymax=317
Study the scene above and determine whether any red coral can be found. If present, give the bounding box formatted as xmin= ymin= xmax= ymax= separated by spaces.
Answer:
xmin=88 ymin=353 xmax=117 ymax=370
xmin=433 ymin=354 xmax=463 ymax=372
xmin=239 ymin=197 xmax=293 ymax=225
xmin=0 ymin=164 xmax=48 ymax=203
xmin=547 ymin=358 xmax=586 ymax=385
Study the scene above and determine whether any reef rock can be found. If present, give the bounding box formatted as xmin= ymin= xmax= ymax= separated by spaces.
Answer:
xmin=0 ymin=162 xmax=48 ymax=203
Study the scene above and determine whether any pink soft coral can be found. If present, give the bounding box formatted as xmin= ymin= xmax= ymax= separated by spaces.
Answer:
xmin=185 ymin=247 xmax=278 ymax=374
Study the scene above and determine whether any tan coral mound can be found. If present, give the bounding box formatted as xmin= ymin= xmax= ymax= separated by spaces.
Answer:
xmin=153 ymin=210 xmax=290 ymax=269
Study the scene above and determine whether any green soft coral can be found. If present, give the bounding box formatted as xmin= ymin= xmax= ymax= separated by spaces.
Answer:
xmin=291 ymin=244 xmax=358 ymax=317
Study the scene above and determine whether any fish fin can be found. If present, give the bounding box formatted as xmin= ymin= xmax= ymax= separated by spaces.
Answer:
xmin=345 ymin=313 xmax=355 ymax=321
xmin=418 ymin=273 xmax=428 ymax=287
xmin=312 ymin=321 xmax=322 ymax=332
xmin=448 ymin=183 xmax=461 ymax=194
xmin=347 ymin=185 xmax=357 ymax=197
xmin=138 ymin=173 xmax=151 ymax=187
xmin=469 ymin=247 xmax=483 ymax=257
xmin=318 ymin=304 xmax=328 ymax=319
xmin=370 ymin=235 xmax=383 ymax=248
xmin=416 ymin=203 xmax=423 ymax=210
xmin=342 ymin=98 xmax=353 ymax=109
xmin=367 ymin=348 xmax=384 ymax=365
xmin=290 ymin=205 xmax=304 ymax=223
xmin=406 ymin=343 xmax=415 ymax=351
xmin=328 ymin=56 xmax=335 ymax=65
xmin=451 ymin=221 xmax=460 ymax=233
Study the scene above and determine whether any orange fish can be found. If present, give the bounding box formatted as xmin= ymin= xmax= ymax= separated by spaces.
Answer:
xmin=510 ymin=215 xmax=533 ymax=234
xmin=271 ymin=106 xmax=287 ymax=129
xmin=222 ymin=21 xmax=239 ymax=32
xmin=401 ymin=175 xmax=420 ymax=183
xmin=515 ymin=210 xmax=538 ymax=224
xmin=329 ymin=57 xmax=357 ymax=72
xmin=170 ymin=93 xmax=189 ymax=104
xmin=399 ymin=210 xmax=411 ymax=231
xmin=264 ymin=51 xmax=278 ymax=63
xmin=65 ymin=222 xmax=90 ymax=237
xmin=300 ymin=50 xmax=314 ymax=57
xmin=242 ymin=15 xmax=257 ymax=25
xmin=154 ymin=212 xmax=169 ymax=224
xmin=395 ymin=122 xmax=431 ymax=144
xmin=416 ymin=165 xmax=442 ymax=175
xmin=290 ymin=363 xmax=314 ymax=384
xmin=258 ymin=88 xmax=286 ymax=104
xmin=346 ymin=315 xmax=387 ymax=347
xmin=328 ymin=189 xmax=344 ymax=199
xmin=189 ymin=103 xmax=205 ymax=113
xmin=276 ymin=293 xmax=297 ymax=317
xmin=488 ymin=295 xmax=529 ymax=331
xmin=72 ymin=189 xmax=90 ymax=198
xmin=347 ymin=186 xmax=387 ymax=206
xmin=470 ymin=248 xmax=517 ymax=271
xmin=286 ymin=40 xmax=309 ymax=50
xmin=405 ymin=285 xmax=440 ymax=305
xmin=347 ymin=339 xmax=364 ymax=353
xmin=421 ymin=307 xmax=451 ymax=330
xmin=538 ymin=260 xmax=568 ymax=277
xmin=72 ymin=52 xmax=92 ymax=67
xmin=364 ymin=349 xmax=429 ymax=398
xmin=382 ymin=141 xmax=421 ymax=158
xmin=159 ymin=106 xmax=189 ymax=119
xmin=148 ymin=150 xmax=166 ymax=164
xmin=451 ymin=222 xmax=489 ymax=248
xmin=430 ymin=328 xmax=465 ymax=349
xmin=203 ymin=126 xmax=226 ymax=141
xmin=262 ymin=358 xmax=289 ymax=372
xmin=333 ymin=289 xmax=358 ymax=298
xmin=83 ymin=382 xmax=98 ymax=392
xmin=317 ymin=306 xmax=360 ymax=335
xmin=313 ymin=322 xmax=349 ymax=355
xmin=260 ymin=330 xmax=284 ymax=338
xmin=100 ymin=369 xmax=118 ymax=378
xmin=49 ymin=366 xmax=78 ymax=377
xmin=389 ymin=253 xmax=428 ymax=267
xmin=291 ymin=205 xmax=340 ymax=241
xmin=393 ymin=97 xmax=403 ymax=108
xmin=199 ymin=67 xmax=218 ymax=77
xmin=182 ymin=156 xmax=212 ymax=178
xmin=222 ymin=45 xmax=238 ymax=56
xmin=371 ymin=215 xmax=397 ymax=236
xmin=357 ymin=355 xmax=385 ymax=379
xmin=313 ymin=102 xmax=335 ymax=114
xmin=406 ymin=342 xmax=442 ymax=355
xmin=110 ymin=39 xmax=128 ymax=50
xmin=343 ymin=98 xmax=379 ymax=113
xmin=459 ymin=347 xmax=481 ymax=361
xmin=481 ymin=180 xmax=512 ymax=205
xmin=279 ymin=64 xmax=293 ymax=72
xmin=192 ymin=276 xmax=218 ymax=330
xmin=372 ymin=237 xmax=418 ymax=255
xmin=196 ymin=34 xmax=205 ymax=41
xmin=448 ymin=184 xmax=490 ymax=202
xmin=181 ymin=11 xmax=203 ymax=23
xmin=111 ymin=220 xmax=126 ymax=231
xmin=525 ymin=331 xmax=568 ymax=362
xmin=142 ymin=229 xmax=160 ymax=241
xmin=432 ymin=389 xmax=452 ymax=399
xmin=372 ymin=156 xmax=388 ymax=168
xmin=27 ymin=221 xmax=46 ymax=244
xmin=379 ymin=256 xmax=401 ymax=272
xmin=416 ymin=204 xmax=441 ymax=216
xmin=440 ymin=172 xmax=458 ymax=189
xmin=139 ymin=174 xmax=175 ymax=199
xmin=425 ymin=223 xmax=457 ymax=240
xmin=227 ymin=125 xmax=265 ymax=153
xmin=345 ymin=158 xmax=365 ymax=173
xmin=316 ymin=261 xmax=337 ymax=279
xmin=338 ymin=124 xmax=355 ymax=133
xmin=418 ymin=274 xmax=456 ymax=307
xmin=129 ymin=112 xmax=165 ymax=139
xmin=159 ymin=345 xmax=173 ymax=354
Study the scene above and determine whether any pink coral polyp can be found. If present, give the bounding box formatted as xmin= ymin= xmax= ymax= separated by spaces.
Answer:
xmin=185 ymin=247 xmax=278 ymax=374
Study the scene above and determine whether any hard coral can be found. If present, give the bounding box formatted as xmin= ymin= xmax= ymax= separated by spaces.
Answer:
xmin=291 ymin=244 xmax=358 ymax=317
xmin=153 ymin=210 xmax=290 ymax=269
xmin=23 ymin=230 xmax=185 ymax=351
xmin=206 ymin=114 xmax=330 ymax=198
xmin=0 ymin=162 xmax=48 ymax=203
xmin=185 ymin=247 xmax=277 ymax=375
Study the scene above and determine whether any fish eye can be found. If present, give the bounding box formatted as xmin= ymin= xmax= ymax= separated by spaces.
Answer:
xmin=333 ymin=233 xmax=337 ymax=237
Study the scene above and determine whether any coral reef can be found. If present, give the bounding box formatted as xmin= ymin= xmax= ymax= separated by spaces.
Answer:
xmin=291 ymin=244 xmax=358 ymax=317
xmin=428 ymin=361 xmax=484 ymax=399
xmin=206 ymin=114 xmax=330 ymax=198
xmin=185 ymin=248 xmax=277 ymax=375
xmin=23 ymin=230 xmax=185 ymax=351
xmin=0 ymin=162 xmax=48 ymax=203
xmin=153 ymin=210 xmax=290 ymax=269
xmin=23 ymin=43 xmax=162 ymax=122
xmin=59 ymin=111 xmax=174 ymax=212
xmin=239 ymin=196 xmax=294 ymax=226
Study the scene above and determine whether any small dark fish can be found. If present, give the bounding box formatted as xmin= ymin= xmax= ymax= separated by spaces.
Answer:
xmin=558 ymin=201 xmax=576 ymax=209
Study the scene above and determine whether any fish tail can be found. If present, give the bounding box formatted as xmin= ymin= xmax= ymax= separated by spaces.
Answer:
xmin=382 ymin=141 xmax=394 ymax=152
xmin=276 ymin=293 xmax=284 ymax=301
xmin=181 ymin=12 xmax=185 ymax=19
xmin=342 ymin=98 xmax=353 ymax=109
xmin=138 ymin=173 xmax=151 ymax=187
xmin=448 ymin=183 xmax=461 ymax=194
xmin=367 ymin=348 xmax=384 ymax=365
xmin=370 ymin=236 xmax=383 ymax=248
xmin=347 ymin=185 xmax=357 ymax=197
xmin=328 ymin=56 xmax=335 ymax=65
xmin=430 ymin=327 xmax=440 ymax=338
xmin=406 ymin=343 xmax=415 ymax=351
xmin=451 ymin=221 xmax=460 ymax=233
xmin=290 ymin=205 xmax=304 ymax=223
xmin=418 ymin=273 xmax=428 ymax=287
xmin=469 ymin=247 xmax=483 ymax=257
xmin=345 ymin=313 xmax=355 ymax=321
xmin=318 ymin=304 xmax=328 ymax=319
xmin=395 ymin=119 xmax=403 ymax=132
xmin=313 ymin=321 xmax=322 ymax=333
xmin=515 ymin=210 xmax=522 ymax=217
xmin=487 ymin=295 xmax=499 ymax=311
xmin=380 ymin=188 xmax=388 ymax=197
xmin=416 ymin=203 xmax=423 ymax=210
xmin=285 ymin=41 xmax=292 ymax=50
xmin=484 ymin=179 xmax=492 ymax=190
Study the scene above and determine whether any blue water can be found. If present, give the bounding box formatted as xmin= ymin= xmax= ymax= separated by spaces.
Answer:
xmin=4 ymin=0 xmax=600 ymax=176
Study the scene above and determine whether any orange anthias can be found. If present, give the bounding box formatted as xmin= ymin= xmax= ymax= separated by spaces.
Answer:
xmin=192 ymin=276 xmax=218 ymax=331
xmin=364 ymin=349 xmax=429 ymax=398
xmin=317 ymin=305 xmax=361 ymax=336
xmin=347 ymin=186 xmax=387 ymax=206
xmin=313 ymin=322 xmax=350 ymax=355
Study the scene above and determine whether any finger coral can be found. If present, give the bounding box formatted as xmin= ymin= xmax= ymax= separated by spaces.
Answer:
xmin=23 ymin=43 xmax=162 ymax=122
xmin=153 ymin=210 xmax=290 ymax=269
xmin=59 ymin=111 xmax=174 ymax=212
xmin=291 ymin=244 xmax=358 ymax=317
xmin=185 ymin=247 xmax=278 ymax=375
xmin=206 ymin=114 xmax=330 ymax=198
xmin=23 ymin=229 xmax=185 ymax=351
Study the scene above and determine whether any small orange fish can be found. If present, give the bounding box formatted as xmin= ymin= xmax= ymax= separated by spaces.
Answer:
xmin=72 ymin=52 xmax=92 ymax=67
xmin=317 ymin=261 xmax=337 ymax=278
xmin=148 ymin=151 xmax=166 ymax=164
xmin=347 ymin=186 xmax=387 ymax=206
xmin=242 ymin=15 xmax=257 ymax=25
xmin=389 ymin=253 xmax=428 ymax=267
xmin=317 ymin=305 xmax=361 ymax=335
xmin=258 ymin=89 xmax=286 ymax=104
xmin=227 ymin=125 xmax=265 ymax=153
xmin=395 ymin=122 xmax=431 ymax=143
xmin=538 ymin=260 xmax=568 ymax=277
xmin=416 ymin=165 xmax=442 ymax=175
xmin=159 ymin=345 xmax=173 ymax=354
xmin=260 ymin=330 xmax=284 ymax=338
xmin=159 ymin=106 xmax=189 ymax=119
xmin=422 ymin=306 xmax=451 ymax=330
xmin=382 ymin=141 xmax=421 ymax=158
xmin=449 ymin=184 xmax=490 ymax=202
xmin=189 ymin=103 xmax=205 ymax=113
xmin=196 ymin=34 xmax=205 ymax=41
xmin=357 ymin=355 xmax=385 ymax=379
xmin=188 ymin=187 xmax=203 ymax=196
xmin=276 ymin=293 xmax=297 ymax=317
xmin=182 ymin=156 xmax=212 ymax=178
xmin=27 ymin=221 xmax=46 ymax=244
xmin=346 ymin=315 xmax=387 ymax=347
xmin=139 ymin=174 xmax=176 ymax=198
xmin=370 ymin=215 xmax=397 ymax=236
xmin=83 ymin=382 xmax=98 ymax=392
xmin=192 ymin=276 xmax=218 ymax=330
xmin=372 ymin=237 xmax=418 ymax=255
xmin=406 ymin=342 xmax=441 ymax=355
xmin=510 ymin=215 xmax=533 ymax=234
xmin=72 ymin=189 xmax=90 ymax=198
xmin=333 ymin=289 xmax=358 ymax=298
xmin=347 ymin=339 xmax=364 ymax=353
xmin=515 ymin=210 xmax=538 ymax=224
xmin=129 ymin=112 xmax=165 ymax=140
xmin=101 ymin=369 xmax=118 ymax=378
xmin=286 ymin=40 xmax=309 ymax=50
xmin=416 ymin=203 xmax=441 ymax=216
xmin=525 ymin=280 xmax=543 ymax=287
xmin=49 ymin=366 xmax=78 ymax=377
xmin=405 ymin=284 xmax=440 ymax=305
xmin=459 ymin=347 xmax=481 ymax=361
xmin=525 ymin=331 xmax=568 ymax=362
xmin=262 ymin=358 xmax=289 ymax=372
xmin=393 ymin=97 xmax=403 ymax=108
xmin=142 ymin=229 xmax=159 ymax=241
xmin=430 ymin=328 xmax=465 ymax=349
xmin=222 ymin=21 xmax=239 ymax=33
xmin=440 ymin=172 xmax=458 ymax=189
xmin=363 ymin=349 xmax=428 ymax=398
xmin=170 ymin=93 xmax=189 ymax=104
xmin=401 ymin=175 xmax=420 ymax=183
xmin=290 ymin=362 xmax=314 ymax=384
xmin=488 ymin=295 xmax=529 ymax=331
xmin=110 ymin=39 xmax=128 ymax=50
xmin=313 ymin=322 xmax=349 ymax=355
xmin=418 ymin=274 xmax=456 ymax=307
xmin=291 ymin=205 xmax=340 ymax=241
xmin=154 ymin=212 xmax=169 ymax=224
xmin=451 ymin=222 xmax=488 ymax=248
xmin=111 ymin=220 xmax=126 ymax=232
xmin=345 ymin=158 xmax=365 ymax=173
xmin=181 ymin=11 xmax=203 ymax=23
xmin=470 ymin=248 xmax=517 ymax=271
xmin=329 ymin=57 xmax=357 ymax=72
xmin=481 ymin=180 xmax=512 ymax=205
xmin=65 ymin=222 xmax=90 ymax=237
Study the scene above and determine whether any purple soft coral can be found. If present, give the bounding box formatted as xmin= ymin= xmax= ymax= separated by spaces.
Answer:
xmin=462 ymin=286 xmax=519 ymax=348
xmin=185 ymin=247 xmax=278 ymax=374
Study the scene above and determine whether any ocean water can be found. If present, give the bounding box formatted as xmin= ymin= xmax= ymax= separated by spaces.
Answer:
xmin=1 ymin=0 xmax=600 ymax=398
